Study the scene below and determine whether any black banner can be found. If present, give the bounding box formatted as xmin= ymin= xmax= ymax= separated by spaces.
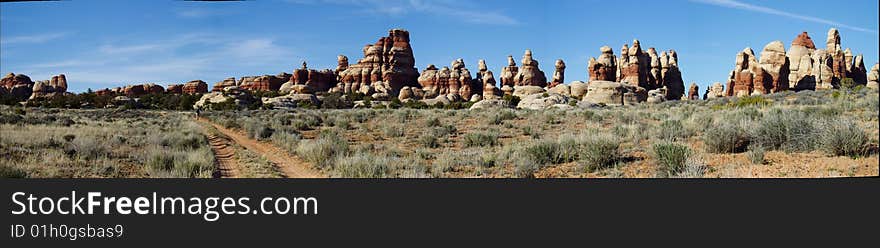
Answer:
xmin=2 ymin=178 xmax=878 ymax=246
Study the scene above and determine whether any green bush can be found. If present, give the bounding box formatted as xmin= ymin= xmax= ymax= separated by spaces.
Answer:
xmin=752 ymin=110 xmax=818 ymax=152
xmin=819 ymin=119 xmax=870 ymax=157
xmin=703 ymin=122 xmax=750 ymax=153
xmin=417 ymin=134 xmax=440 ymax=148
xmin=580 ymin=133 xmax=622 ymax=172
xmin=655 ymin=119 xmax=688 ymax=141
xmin=295 ymin=133 xmax=350 ymax=168
xmin=652 ymin=142 xmax=692 ymax=177
xmin=334 ymin=153 xmax=390 ymax=178
xmin=463 ymin=131 xmax=500 ymax=147
xmin=746 ymin=144 xmax=765 ymax=164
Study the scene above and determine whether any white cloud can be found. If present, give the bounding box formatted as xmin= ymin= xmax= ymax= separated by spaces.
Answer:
xmin=691 ymin=0 xmax=878 ymax=34
xmin=1 ymin=32 xmax=73 ymax=45
xmin=7 ymin=33 xmax=297 ymax=91
xmin=291 ymin=0 xmax=518 ymax=25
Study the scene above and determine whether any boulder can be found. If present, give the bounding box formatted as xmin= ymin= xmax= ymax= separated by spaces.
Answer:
xmin=469 ymin=99 xmax=513 ymax=110
xmin=398 ymin=86 xmax=415 ymax=101
xmin=867 ymin=63 xmax=879 ymax=89
xmin=569 ymin=81 xmax=589 ymax=99
xmin=512 ymin=85 xmax=545 ymax=98
xmin=516 ymin=93 xmax=570 ymax=110
xmin=547 ymin=84 xmax=571 ymax=97
xmin=582 ymin=81 xmax=646 ymax=106
xmin=421 ymin=95 xmax=451 ymax=106
xmin=647 ymin=88 xmax=667 ymax=103
xmin=262 ymin=94 xmax=319 ymax=109
xmin=288 ymin=84 xmax=313 ymax=94
xmin=469 ymin=94 xmax=482 ymax=102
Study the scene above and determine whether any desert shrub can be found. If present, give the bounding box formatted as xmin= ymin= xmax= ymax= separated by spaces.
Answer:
xmin=0 ymin=165 xmax=28 ymax=178
xmin=334 ymin=152 xmax=390 ymax=178
xmin=69 ymin=137 xmax=109 ymax=160
xmin=579 ymin=133 xmax=622 ymax=172
xmin=513 ymin=154 xmax=539 ymax=178
xmin=746 ymin=144 xmax=765 ymax=164
xmin=502 ymin=94 xmax=521 ymax=107
xmin=382 ymin=125 xmax=405 ymax=138
xmin=819 ymin=119 xmax=870 ymax=157
xmin=652 ymin=142 xmax=692 ymax=177
xmin=295 ymin=133 xmax=349 ymax=168
xmin=271 ymin=131 xmax=301 ymax=154
xmin=751 ymin=110 xmax=818 ymax=152
xmin=522 ymin=135 xmax=580 ymax=165
xmin=674 ymin=155 xmax=708 ymax=178
xmin=521 ymin=126 xmax=541 ymax=139
xmin=463 ymin=130 xmax=499 ymax=147
xmin=425 ymin=117 xmax=441 ymax=127
xmin=655 ymin=119 xmax=688 ymax=141
xmin=417 ymin=133 xmax=440 ymax=148
xmin=703 ymin=122 xmax=750 ymax=153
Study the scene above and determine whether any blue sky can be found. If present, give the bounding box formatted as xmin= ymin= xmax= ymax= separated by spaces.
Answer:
xmin=1 ymin=0 xmax=877 ymax=93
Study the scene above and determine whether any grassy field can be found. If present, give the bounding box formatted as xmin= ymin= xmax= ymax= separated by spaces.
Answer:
xmin=2 ymin=87 xmax=878 ymax=178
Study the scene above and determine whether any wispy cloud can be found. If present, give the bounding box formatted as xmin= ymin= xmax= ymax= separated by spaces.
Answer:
xmin=5 ymin=33 xmax=296 ymax=90
xmin=691 ymin=0 xmax=878 ymax=34
xmin=290 ymin=0 xmax=518 ymax=25
xmin=1 ymin=31 xmax=73 ymax=45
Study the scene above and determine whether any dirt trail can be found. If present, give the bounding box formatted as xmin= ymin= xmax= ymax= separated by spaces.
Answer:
xmin=198 ymin=118 xmax=325 ymax=178
xmin=206 ymin=133 xmax=240 ymax=178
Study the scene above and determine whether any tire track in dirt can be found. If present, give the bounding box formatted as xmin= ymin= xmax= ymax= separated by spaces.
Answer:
xmin=206 ymin=132 xmax=240 ymax=178
xmin=198 ymin=118 xmax=325 ymax=178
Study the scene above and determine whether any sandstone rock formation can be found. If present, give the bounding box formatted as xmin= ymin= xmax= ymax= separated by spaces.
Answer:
xmin=123 ymin=83 xmax=164 ymax=97
xmin=1 ymin=73 xmax=34 ymax=100
xmin=686 ymin=82 xmax=699 ymax=100
xmin=239 ymin=72 xmax=291 ymax=92
xmin=29 ymin=74 xmax=68 ymax=99
xmin=704 ymin=82 xmax=725 ymax=99
xmin=588 ymin=46 xmax=617 ymax=82
xmin=726 ymin=47 xmax=771 ymax=97
xmin=417 ymin=59 xmax=479 ymax=100
xmin=549 ymin=59 xmax=566 ymax=87
xmin=166 ymin=84 xmax=183 ymax=94
xmin=212 ymin=78 xmax=238 ymax=92
xmin=183 ymin=80 xmax=209 ymax=94
xmin=512 ymin=50 xmax=547 ymax=87
xmin=785 ymin=29 xmax=867 ymax=91
xmin=290 ymin=62 xmax=336 ymax=92
xmin=500 ymin=55 xmax=518 ymax=87
xmin=336 ymin=29 xmax=419 ymax=96
xmin=868 ymin=63 xmax=879 ymax=89
xmin=588 ymin=40 xmax=684 ymax=101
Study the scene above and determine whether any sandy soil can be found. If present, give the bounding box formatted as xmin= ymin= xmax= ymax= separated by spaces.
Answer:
xmin=199 ymin=118 xmax=325 ymax=178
